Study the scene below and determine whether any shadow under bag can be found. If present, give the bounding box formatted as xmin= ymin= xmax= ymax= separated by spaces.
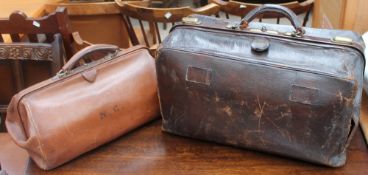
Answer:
xmin=6 ymin=44 xmax=159 ymax=170
xmin=156 ymin=5 xmax=365 ymax=167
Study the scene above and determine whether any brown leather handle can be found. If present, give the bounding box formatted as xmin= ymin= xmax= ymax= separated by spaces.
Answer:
xmin=240 ymin=4 xmax=304 ymax=36
xmin=60 ymin=44 xmax=119 ymax=74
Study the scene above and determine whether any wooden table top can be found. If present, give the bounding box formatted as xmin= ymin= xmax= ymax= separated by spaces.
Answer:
xmin=3 ymin=119 xmax=358 ymax=175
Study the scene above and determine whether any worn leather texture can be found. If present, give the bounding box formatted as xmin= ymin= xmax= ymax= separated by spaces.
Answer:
xmin=6 ymin=44 xmax=159 ymax=170
xmin=156 ymin=13 xmax=365 ymax=167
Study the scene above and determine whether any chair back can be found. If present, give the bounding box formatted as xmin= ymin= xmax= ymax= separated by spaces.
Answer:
xmin=0 ymin=7 xmax=74 ymax=58
xmin=0 ymin=34 xmax=64 ymax=132
xmin=0 ymin=7 xmax=73 ymax=132
xmin=116 ymin=0 xmax=220 ymax=50
xmin=44 ymin=1 xmax=131 ymax=49
xmin=209 ymin=0 xmax=314 ymax=26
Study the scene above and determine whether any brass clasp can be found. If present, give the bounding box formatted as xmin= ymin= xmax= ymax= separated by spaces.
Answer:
xmin=182 ymin=17 xmax=201 ymax=25
xmin=332 ymin=36 xmax=353 ymax=44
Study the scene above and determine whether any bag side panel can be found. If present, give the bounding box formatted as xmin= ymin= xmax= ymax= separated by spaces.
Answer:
xmin=157 ymin=49 xmax=357 ymax=167
xmin=8 ymin=49 xmax=159 ymax=170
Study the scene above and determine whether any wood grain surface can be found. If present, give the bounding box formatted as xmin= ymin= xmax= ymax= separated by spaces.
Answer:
xmin=312 ymin=0 xmax=368 ymax=34
xmin=20 ymin=119 xmax=368 ymax=175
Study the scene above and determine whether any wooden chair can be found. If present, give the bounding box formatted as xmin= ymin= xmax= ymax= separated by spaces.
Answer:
xmin=0 ymin=7 xmax=74 ymax=132
xmin=43 ymin=1 xmax=131 ymax=49
xmin=115 ymin=0 xmax=220 ymax=54
xmin=209 ymin=0 xmax=314 ymax=26
xmin=151 ymin=0 xmax=179 ymax=8
xmin=0 ymin=7 xmax=74 ymax=58
xmin=0 ymin=34 xmax=64 ymax=132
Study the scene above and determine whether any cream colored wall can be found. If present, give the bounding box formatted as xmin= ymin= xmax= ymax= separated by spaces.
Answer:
xmin=343 ymin=0 xmax=368 ymax=34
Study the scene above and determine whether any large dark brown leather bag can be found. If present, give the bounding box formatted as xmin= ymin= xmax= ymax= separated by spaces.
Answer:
xmin=156 ymin=5 xmax=365 ymax=167
xmin=6 ymin=44 xmax=159 ymax=170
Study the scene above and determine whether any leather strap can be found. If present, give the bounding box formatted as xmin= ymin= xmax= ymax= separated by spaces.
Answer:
xmin=61 ymin=44 xmax=119 ymax=73
xmin=241 ymin=4 xmax=304 ymax=35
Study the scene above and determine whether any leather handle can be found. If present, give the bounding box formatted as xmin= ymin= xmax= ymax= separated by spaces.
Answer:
xmin=240 ymin=4 xmax=304 ymax=36
xmin=60 ymin=44 xmax=119 ymax=73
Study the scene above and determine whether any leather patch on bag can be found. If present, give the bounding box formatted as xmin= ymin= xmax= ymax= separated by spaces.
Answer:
xmin=82 ymin=69 xmax=97 ymax=83
xmin=185 ymin=66 xmax=212 ymax=86
xmin=289 ymin=85 xmax=319 ymax=105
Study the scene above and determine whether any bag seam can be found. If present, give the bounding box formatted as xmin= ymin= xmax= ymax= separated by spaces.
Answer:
xmin=24 ymin=101 xmax=49 ymax=167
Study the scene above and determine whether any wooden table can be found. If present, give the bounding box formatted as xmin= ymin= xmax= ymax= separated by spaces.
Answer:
xmin=0 ymin=118 xmax=365 ymax=175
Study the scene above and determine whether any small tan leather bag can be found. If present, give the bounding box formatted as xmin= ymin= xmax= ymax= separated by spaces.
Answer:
xmin=6 ymin=44 xmax=159 ymax=170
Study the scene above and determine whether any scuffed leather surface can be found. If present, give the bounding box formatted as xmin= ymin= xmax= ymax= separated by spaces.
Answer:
xmin=156 ymin=15 xmax=365 ymax=167
xmin=163 ymin=28 xmax=362 ymax=78
xmin=6 ymin=45 xmax=159 ymax=170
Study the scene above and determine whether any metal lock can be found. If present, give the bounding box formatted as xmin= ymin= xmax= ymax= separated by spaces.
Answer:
xmin=332 ymin=36 xmax=353 ymax=44
xmin=182 ymin=17 xmax=201 ymax=25
xmin=251 ymin=38 xmax=270 ymax=52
